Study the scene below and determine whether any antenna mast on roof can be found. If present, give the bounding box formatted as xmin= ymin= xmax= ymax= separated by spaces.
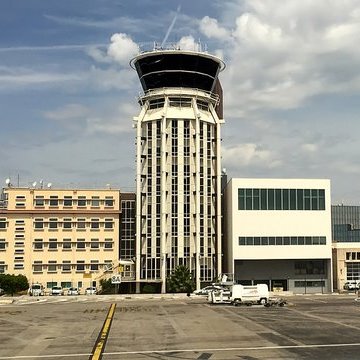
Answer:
xmin=161 ymin=5 xmax=181 ymax=49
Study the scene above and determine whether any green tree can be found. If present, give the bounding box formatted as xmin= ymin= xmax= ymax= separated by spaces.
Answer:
xmin=99 ymin=278 xmax=114 ymax=294
xmin=0 ymin=274 xmax=29 ymax=296
xmin=166 ymin=265 xmax=195 ymax=293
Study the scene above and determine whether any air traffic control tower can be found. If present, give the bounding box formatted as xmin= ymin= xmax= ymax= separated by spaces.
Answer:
xmin=131 ymin=48 xmax=225 ymax=293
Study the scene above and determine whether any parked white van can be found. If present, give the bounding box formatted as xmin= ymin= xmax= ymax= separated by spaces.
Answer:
xmin=28 ymin=284 xmax=44 ymax=296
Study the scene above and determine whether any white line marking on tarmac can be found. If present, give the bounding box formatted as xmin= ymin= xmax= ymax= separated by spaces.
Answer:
xmin=0 ymin=353 xmax=90 ymax=359
xmin=304 ymin=297 xmax=327 ymax=303
xmin=102 ymin=342 xmax=360 ymax=356
xmin=2 ymin=343 xmax=360 ymax=359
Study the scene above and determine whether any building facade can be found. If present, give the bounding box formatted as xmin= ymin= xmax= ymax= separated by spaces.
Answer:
xmin=0 ymin=187 xmax=120 ymax=292
xmin=332 ymin=205 xmax=360 ymax=290
xmin=224 ymin=178 xmax=332 ymax=293
xmin=131 ymin=49 xmax=225 ymax=292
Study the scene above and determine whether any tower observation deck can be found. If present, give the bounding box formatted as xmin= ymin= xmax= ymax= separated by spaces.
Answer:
xmin=131 ymin=49 xmax=225 ymax=293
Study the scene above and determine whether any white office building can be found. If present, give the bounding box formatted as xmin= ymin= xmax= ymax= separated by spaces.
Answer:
xmin=224 ymin=178 xmax=332 ymax=293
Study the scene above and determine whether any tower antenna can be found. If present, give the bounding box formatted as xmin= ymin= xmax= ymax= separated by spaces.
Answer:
xmin=161 ymin=5 xmax=181 ymax=48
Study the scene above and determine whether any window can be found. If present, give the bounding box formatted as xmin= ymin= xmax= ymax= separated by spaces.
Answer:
xmin=62 ymin=239 xmax=72 ymax=250
xmin=33 ymin=261 xmax=43 ymax=273
xmin=48 ymin=239 xmax=58 ymax=250
xmin=76 ymin=261 xmax=85 ymax=272
xmin=90 ymin=261 xmax=99 ymax=271
xmin=63 ymin=218 xmax=72 ymax=229
xmin=238 ymin=236 xmax=327 ymax=246
xmin=104 ymin=239 xmax=113 ymax=249
xmin=16 ymin=195 xmax=25 ymax=207
xmin=34 ymin=218 xmax=44 ymax=229
xmin=0 ymin=239 xmax=6 ymax=250
xmin=49 ymin=218 xmax=58 ymax=229
xmin=77 ymin=218 xmax=86 ymax=229
xmin=91 ymin=196 xmax=100 ymax=207
xmin=295 ymin=260 xmax=325 ymax=275
xmin=90 ymin=239 xmax=99 ymax=249
xmin=91 ymin=219 xmax=99 ymax=229
xmin=14 ymin=264 xmax=24 ymax=270
xmin=0 ymin=218 xmax=7 ymax=229
xmin=104 ymin=219 xmax=113 ymax=229
xmin=61 ymin=281 xmax=71 ymax=288
xmin=49 ymin=196 xmax=58 ymax=207
xmin=76 ymin=239 xmax=85 ymax=249
xmin=105 ymin=197 xmax=114 ymax=207
xmin=48 ymin=261 xmax=57 ymax=272
xmin=34 ymin=239 xmax=43 ymax=250
xmin=62 ymin=261 xmax=71 ymax=272
xmin=238 ymin=188 xmax=326 ymax=211
xmin=47 ymin=282 xmax=57 ymax=288
xmin=77 ymin=196 xmax=86 ymax=207
xmin=34 ymin=196 xmax=44 ymax=206
xmin=63 ymin=196 xmax=72 ymax=207
xmin=0 ymin=261 xmax=6 ymax=273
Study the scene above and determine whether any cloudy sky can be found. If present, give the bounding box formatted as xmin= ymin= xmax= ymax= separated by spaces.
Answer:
xmin=1 ymin=0 xmax=360 ymax=204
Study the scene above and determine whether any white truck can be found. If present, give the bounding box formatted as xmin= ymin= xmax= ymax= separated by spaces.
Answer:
xmin=28 ymin=283 xmax=44 ymax=296
xmin=208 ymin=284 xmax=269 ymax=305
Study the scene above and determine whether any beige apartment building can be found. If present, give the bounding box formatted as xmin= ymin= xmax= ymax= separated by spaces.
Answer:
xmin=0 ymin=186 xmax=120 ymax=292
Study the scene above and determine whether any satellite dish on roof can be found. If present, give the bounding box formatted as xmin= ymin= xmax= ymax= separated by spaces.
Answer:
xmin=32 ymin=181 xmax=37 ymax=187
xmin=5 ymin=178 xmax=10 ymax=185
xmin=47 ymin=183 xmax=52 ymax=188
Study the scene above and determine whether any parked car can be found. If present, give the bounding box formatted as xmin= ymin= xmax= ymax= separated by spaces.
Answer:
xmin=85 ymin=287 xmax=97 ymax=295
xmin=193 ymin=285 xmax=226 ymax=296
xmin=344 ymin=282 xmax=360 ymax=290
xmin=50 ymin=286 xmax=63 ymax=296
xmin=67 ymin=287 xmax=79 ymax=296
xmin=0 ymin=288 xmax=4 ymax=296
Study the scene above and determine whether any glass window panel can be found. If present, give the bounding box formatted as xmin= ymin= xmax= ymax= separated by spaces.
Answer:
xmin=282 ymin=189 xmax=289 ymax=210
xmin=291 ymin=237 xmax=297 ymax=245
xmin=320 ymin=236 xmax=326 ymax=245
xmin=298 ymin=237 xmax=305 ymax=245
xmin=238 ymin=189 xmax=245 ymax=210
xmin=261 ymin=237 xmax=268 ymax=245
xmin=283 ymin=237 xmax=290 ymax=245
xmin=276 ymin=237 xmax=282 ymax=245
xmin=246 ymin=237 xmax=254 ymax=245
xmin=290 ymin=189 xmax=296 ymax=210
xmin=275 ymin=189 xmax=282 ymax=210
xmin=268 ymin=189 xmax=275 ymax=210
xmin=305 ymin=236 xmax=312 ymax=245
xmin=245 ymin=189 xmax=252 ymax=210
xmin=261 ymin=189 xmax=267 ymax=210
xmin=254 ymin=237 xmax=260 ymax=245
xmin=253 ymin=189 xmax=260 ymax=210
xmin=297 ymin=189 xmax=303 ymax=210
xmin=311 ymin=189 xmax=318 ymax=210
xmin=269 ymin=237 xmax=275 ymax=245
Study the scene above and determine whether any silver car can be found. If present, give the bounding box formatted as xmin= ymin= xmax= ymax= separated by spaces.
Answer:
xmin=67 ymin=287 xmax=79 ymax=295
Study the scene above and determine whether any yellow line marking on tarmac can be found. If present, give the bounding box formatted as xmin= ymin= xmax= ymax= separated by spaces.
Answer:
xmin=89 ymin=303 xmax=116 ymax=360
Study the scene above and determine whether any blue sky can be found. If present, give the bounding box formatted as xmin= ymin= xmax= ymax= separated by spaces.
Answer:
xmin=1 ymin=0 xmax=360 ymax=204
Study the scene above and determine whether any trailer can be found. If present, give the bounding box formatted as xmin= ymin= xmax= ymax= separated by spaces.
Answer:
xmin=208 ymin=284 xmax=269 ymax=305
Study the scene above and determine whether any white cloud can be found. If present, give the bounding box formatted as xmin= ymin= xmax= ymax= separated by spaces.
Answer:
xmin=176 ymin=35 xmax=200 ymax=51
xmin=0 ymin=67 xmax=82 ymax=88
xmin=44 ymin=104 xmax=89 ymax=121
xmin=210 ymin=0 xmax=360 ymax=117
xmin=222 ymin=143 xmax=279 ymax=168
xmin=199 ymin=16 xmax=229 ymax=39
xmin=107 ymin=33 xmax=140 ymax=66
xmin=87 ymin=33 xmax=139 ymax=67
xmin=301 ymin=143 xmax=318 ymax=153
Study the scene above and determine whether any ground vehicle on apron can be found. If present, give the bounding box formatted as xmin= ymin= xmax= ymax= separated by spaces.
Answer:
xmin=208 ymin=284 xmax=269 ymax=305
